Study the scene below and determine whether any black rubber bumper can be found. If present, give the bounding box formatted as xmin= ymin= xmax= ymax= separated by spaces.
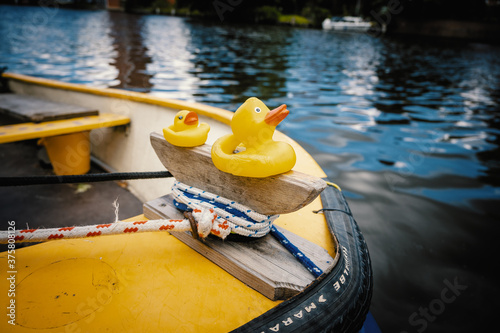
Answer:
xmin=231 ymin=184 xmax=373 ymax=333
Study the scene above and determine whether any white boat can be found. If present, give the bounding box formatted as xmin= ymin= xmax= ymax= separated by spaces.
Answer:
xmin=322 ymin=16 xmax=373 ymax=32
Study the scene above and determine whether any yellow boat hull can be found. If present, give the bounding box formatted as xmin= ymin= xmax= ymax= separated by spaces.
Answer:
xmin=2 ymin=202 xmax=333 ymax=332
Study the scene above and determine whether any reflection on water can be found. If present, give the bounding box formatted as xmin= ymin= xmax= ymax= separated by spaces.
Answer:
xmin=144 ymin=15 xmax=198 ymax=100
xmin=144 ymin=18 xmax=291 ymax=103
xmin=0 ymin=7 xmax=116 ymax=86
xmin=1 ymin=5 xmax=500 ymax=332
xmin=108 ymin=11 xmax=153 ymax=91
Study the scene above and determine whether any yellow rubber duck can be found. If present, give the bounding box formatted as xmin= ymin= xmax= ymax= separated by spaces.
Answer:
xmin=163 ymin=110 xmax=210 ymax=147
xmin=211 ymin=97 xmax=296 ymax=178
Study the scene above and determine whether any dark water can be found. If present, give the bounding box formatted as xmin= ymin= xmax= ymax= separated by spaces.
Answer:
xmin=1 ymin=5 xmax=499 ymax=332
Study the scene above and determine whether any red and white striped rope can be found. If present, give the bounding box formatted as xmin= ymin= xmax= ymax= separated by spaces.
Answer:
xmin=0 ymin=208 xmax=232 ymax=244
xmin=1 ymin=181 xmax=281 ymax=244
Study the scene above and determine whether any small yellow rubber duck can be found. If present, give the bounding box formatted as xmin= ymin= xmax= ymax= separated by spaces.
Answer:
xmin=211 ymin=97 xmax=296 ymax=178
xmin=163 ymin=110 xmax=210 ymax=147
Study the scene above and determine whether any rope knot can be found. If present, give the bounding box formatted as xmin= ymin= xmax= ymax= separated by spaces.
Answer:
xmin=172 ymin=181 xmax=279 ymax=239
xmin=189 ymin=208 xmax=230 ymax=239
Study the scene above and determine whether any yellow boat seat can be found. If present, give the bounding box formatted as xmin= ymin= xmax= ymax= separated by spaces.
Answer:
xmin=0 ymin=114 xmax=130 ymax=175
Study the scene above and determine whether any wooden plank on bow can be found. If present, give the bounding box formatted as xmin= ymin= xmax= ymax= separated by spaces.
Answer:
xmin=143 ymin=194 xmax=336 ymax=301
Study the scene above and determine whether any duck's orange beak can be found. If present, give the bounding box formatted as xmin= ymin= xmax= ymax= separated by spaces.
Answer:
xmin=265 ymin=104 xmax=289 ymax=127
xmin=184 ymin=111 xmax=199 ymax=125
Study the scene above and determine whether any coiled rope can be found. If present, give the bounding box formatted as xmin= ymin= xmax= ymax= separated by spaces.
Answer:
xmin=172 ymin=181 xmax=279 ymax=239
xmin=172 ymin=182 xmax=323 ymax=276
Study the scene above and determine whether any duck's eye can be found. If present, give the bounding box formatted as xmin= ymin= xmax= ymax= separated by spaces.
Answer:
xmin=178 ymin=116 xmax=183 ymax=120
xmin=255 ymin=107 xmax=261 ymax=113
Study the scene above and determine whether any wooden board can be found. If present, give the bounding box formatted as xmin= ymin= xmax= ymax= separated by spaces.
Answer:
xmin=143 ymin=194 xmax=335 ymax=301
xmin=0 ymin=93 xmax=98 ymax=122
xmin=150 ymin=132 xmax=326 ymax=215
xmin=0 ymin=113 xmax=130 ymax=144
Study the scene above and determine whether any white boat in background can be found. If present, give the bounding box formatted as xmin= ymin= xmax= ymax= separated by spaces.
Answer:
xmin=322 ymin=16 xmax=373 ymax=32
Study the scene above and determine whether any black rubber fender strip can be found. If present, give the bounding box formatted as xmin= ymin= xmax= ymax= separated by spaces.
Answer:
xmin=231 ymin=184 xmax=373 ymax=333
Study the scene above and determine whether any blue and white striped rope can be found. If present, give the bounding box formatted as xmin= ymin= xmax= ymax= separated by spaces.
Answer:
xmin=270 ymin=226 xmax=323 ymax=278
xmin=172 ymin=181 xmax=324 ymax=278
xmin=172 ymin=181 xmax=278 ymax=238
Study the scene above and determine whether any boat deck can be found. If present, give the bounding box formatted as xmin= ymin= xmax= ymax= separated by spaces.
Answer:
xmin=0 ymin=135 xmax=144 ymax=252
